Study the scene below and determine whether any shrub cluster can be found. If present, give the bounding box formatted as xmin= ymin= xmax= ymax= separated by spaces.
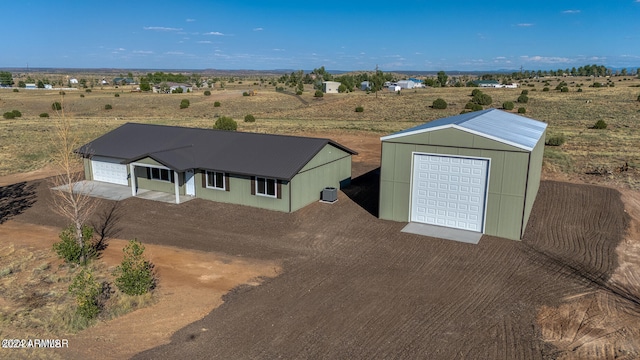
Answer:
xmin=545 ymin=134 xmax=566 ymax=146
xmin=521 ymin=90 xmax=529 ymax=95
xmin=52 ymin=225 xmax=96 ymax=265
xmin=214 ymin=116 xmax=237 ymax=131
xmin=355 ymin=106 xmax=365 ymax=112
xmin=104 ymin=104 xmax=112 ymax=110
xmin=314 ymin=90 xmax=324 ymax=98
xmin=3 ymin=110 xmax=22 ymax=119
xmin=203 ymin=90 xmax=211 ymax=96
xmin=214 ymin=101 xmax=221 ymax=107
xmin=517 ymin=94 xmax=529 ymax=103
xmin=180 ymin=99 xmax=190 ymax=109
xmin=502 ymin=101 xmax=514 ymax=110
xmin=244 ymin=114 xmax=256 ymax=122
xmin=68 ymin=268 xmax=103 ymax=319
xmin=113 ymin=240 xmax=156 ymax=296
xmin=592 ymin=119 xmax=607 ymax=129
xmin=52 ymin=101 xmax=62 ymax=111
xmin=432 ymin=98 xmax=447 ymax=109
xmin=242 ymin=91 xmax=250 ymax=96
xmin=39 ymin=112 xmax=49 ymax=118
xmin=465 ymin=102 xmax=483 ymax=111
xmin=470 ymin=89 xmax=492 ymax=106
xmin=518 ymin=107 xmax=526 ymax=114
xmin=114 ymin=93 xmax=120 ymax=97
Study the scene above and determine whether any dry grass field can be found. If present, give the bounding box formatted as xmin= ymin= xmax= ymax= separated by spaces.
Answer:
xmin=1 ymin=75 xmax=639 ymax=190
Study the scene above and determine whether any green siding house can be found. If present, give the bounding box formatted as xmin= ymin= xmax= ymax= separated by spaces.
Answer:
xmin=77 ymin=123 xmax=356 ymax=212
xmin=379 ymin=109 xmax=547 ymax=241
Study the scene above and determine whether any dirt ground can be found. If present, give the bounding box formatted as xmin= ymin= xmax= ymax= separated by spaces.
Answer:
xmin=1 ymin=132 xmax=639 ymax=359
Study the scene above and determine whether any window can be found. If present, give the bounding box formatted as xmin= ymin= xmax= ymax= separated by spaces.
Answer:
xmin=256 ymin=177 xmax=276 ymax=197
xmin=206 ymin=171 xmax=225 ymax=190
xmin=150 ymin=167 xmax=172 ymax=182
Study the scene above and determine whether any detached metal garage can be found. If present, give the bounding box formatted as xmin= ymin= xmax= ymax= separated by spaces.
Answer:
xmin=379 ymin=109 xmax=547 ymax=241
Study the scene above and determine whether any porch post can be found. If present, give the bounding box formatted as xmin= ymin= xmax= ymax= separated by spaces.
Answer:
xmin=174 ymin=170 xmax=180 ymax=204
xmin=130 ymin=163 xmax=137 ymax=196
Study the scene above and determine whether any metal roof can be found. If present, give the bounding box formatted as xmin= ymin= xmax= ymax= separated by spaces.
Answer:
xmin=76 ymin=123 xmax=357 ymax=181
xmin=380 ymin=108 xmax=547 ymax=151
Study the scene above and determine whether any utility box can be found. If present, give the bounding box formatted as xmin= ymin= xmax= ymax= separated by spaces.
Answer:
xmin=321 ymin=187 xmax=338 ymax=202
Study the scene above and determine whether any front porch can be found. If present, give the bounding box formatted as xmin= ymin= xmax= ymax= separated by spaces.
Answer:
xmin=52 ymin=181 xmax=195 ymax=204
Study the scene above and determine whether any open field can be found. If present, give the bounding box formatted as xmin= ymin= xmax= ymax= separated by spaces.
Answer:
xmin=1 ymin=75 xmax=639 ymax=188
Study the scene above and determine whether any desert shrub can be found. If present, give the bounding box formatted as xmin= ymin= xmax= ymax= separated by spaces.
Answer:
xmin=561 ymin=87 xmax=569 ymax=92
xmin=10 ymin=110 xmax=22 ymax=118
xmin=355 ymin=106 xmax=364 ymax=112
xmin=545 ymin=134 xmax=566 ymax=146
xmin=69 ymin=268 xmax=102 ymax=319
xmin=113 ymin=240 xmax=156 ymax=296
xmin=180 ymin=99 xmax=190 ymax=109
xmin=13 ymin=88 xmax=18 ymax=92
xmin=521 ymin=90 xmax=529 ymax=95
xmin=242 ymin=91 xmax=250 ymax=96
xmin=577 ymin=88 xmax=583 ymax=93
xmin=517 ymin=107 xmax=526 ymax=114
xmin=214 ymin=101 xmax=221 ymax=107
xmin=517 ymin=94 xmax=529 ymax=103
xmin=114 ymin=93 xmax=120 ymax=97
xmin=338 ymin=84 xmax=347 ymax=93
xmin=296 ymin=90 xmax=303 ymax=95
xmin=244 ymin=114 xmax=256 ymax=122
xmin=543 ymin=87 xmax=550 ymax=92
xmin=609 ymin=82 xmax=615 ymax=87
xmin=471 ymin=89 xmax=483 ymax=97
xmin=432 ymin=98 xmax=447 ymax=109
xmin=592 ymin=82 xmax=603 ymax=88
xmin=465 ymin=102 xmax=483 ymax=111
xmin=474 ymin=93 xmax=492 ymax=106
xmin=39 ymin=112 xmax=49 ymax=118
xmin=314 ymin=90 xmax=324 ymax=97
xmin=3 ymin=112 xmax=15 ymax=119
xmin=59 ymin=91 xmax=66 ymax=96
xmin=592 ymin=119 xmax=607 ymax=129
xmin=85 ymin=89 xmax=92 ymax=93
xmin=80 ymin=94 xmax=85 ymax=98
xmin=502 ymin=101 xmax=514 ymax=110
xmin=104 ymin=104 xmax=112 ymax=110
xmin=53 ymin=225 xmax=96 ymax=265
xmin=203 ymin=90 xmax=211 ymax=96
xmin=52 ymin=101 xmax=62 ymax=111
xmin=214 ymin=116 xmax=237 ymax=131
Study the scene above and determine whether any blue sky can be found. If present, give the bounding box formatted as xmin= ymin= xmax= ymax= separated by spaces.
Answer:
xmin=2 ymin=1 xmax=639 ymax=71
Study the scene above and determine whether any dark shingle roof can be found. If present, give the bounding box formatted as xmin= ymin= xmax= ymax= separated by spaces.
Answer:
xmin=76 ymin=123 xmax=357 ymax=181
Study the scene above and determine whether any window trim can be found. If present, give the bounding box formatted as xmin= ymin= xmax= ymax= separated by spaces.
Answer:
xmin=205 ymin=171 xmax=226 ymax=190
xmin=255 ymin=177 xmax=277 ymax=198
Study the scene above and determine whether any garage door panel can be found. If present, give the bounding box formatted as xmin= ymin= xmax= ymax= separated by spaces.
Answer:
xmin=91 ymin=158 xmax=128 ymax=186
xmin=411 ymin=154 xmax=488 ymax=232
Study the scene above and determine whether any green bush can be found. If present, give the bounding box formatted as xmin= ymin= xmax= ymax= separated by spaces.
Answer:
xmin=104 ymin=104 xmax=112 ymax=110
xmin=244 ymin=114 xmax=256 ymax=122
xmin=13 ymin=88 xmax=18 ymax=92
xmin=560 ymin=87 xmax=569 ymax=92
xmin=3 ymin=112 xmax=15 ymax=119
xmin=465 ymin=102 xmax=483 ymax=111
xmin=521 ymin=90 xmax=529 ymax=95
xmin=432 ymin=98 xmax=447 ymax=109
xmin=68 ymin=268 xmax=102 ymax=319
xmin=355 ymin=106 xmax=364 ymax=112
xmin=517 ymin=107 xmax=526 ymax=114
xmin=471 ymin=89 xmax=483 ymax=97
xmin=39 ymin=112 xmax=49 ymax=118
xmin=314 ymin=90 xmax=324 ymax=97
xmin=592 ymin=119 xmax=607 ymax=129
xmin=114 ymin=93 xmax=120 ymax=97
xmin=296 ymin=90 xmax=303 ymax=95
xmin=80 ymin=94 xmax=85 ymax=98
xmin=338 ymin=84 xmax=347 ymax=93
xmin=577 ymin=88 xmax=583 ymax=93
xmin=543 ymin=87 xmax=550 ymax=92
xmin=52 ymin=101 xmax=62 ymax=111
xmin=502 ymin=101 xmax=514 ymax=110
xmin=242 ymin=91 xmax=250 ymax=96
xmin=214 ymin=116 xmax=238 ymax=131
xmin=52 ymin=225 xmax=96 ymax=265
xmin=113 ymin=240 xmax=156 ymax=296
xmin=85 ymin=89 xmax=92 ymax=93
xmin=214 ymin=101 xmax=221 ymax=107
xmin=517 ymin=94 xmax=529 ymax=103
xmin=545 ymin=134 xmax=566 ymax=146
xmin=203 ymin=90 xmax=211 ymax=96
xmin=10 ymin=110 xmax=21 ymax=118
xmin=180 ymin=99 xmax=190 ymax=109
xmin=474 ymin=93 xmax=492 ymax=105
xmin=592 ymin=82 xmax=603 ymax=88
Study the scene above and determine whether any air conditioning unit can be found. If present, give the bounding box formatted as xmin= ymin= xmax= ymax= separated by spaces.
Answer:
xmin=321 ymin=187 xmax=338 ymax=203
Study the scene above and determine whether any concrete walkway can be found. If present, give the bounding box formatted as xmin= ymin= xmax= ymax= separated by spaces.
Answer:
xmin=52 ymin=181 xmax=194 ymax=204
xmin=401 ymin=222 xmax=483 ymax=244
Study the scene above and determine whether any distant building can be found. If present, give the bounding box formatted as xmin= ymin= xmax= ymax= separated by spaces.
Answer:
xmin=474 ymin=80 xmax=501 ymax=88
xmin=360 ymin=81 xmax=371 ymax=91
xmin=388 ymin=85 xmax=401 ymax=92
xmin=397 ymin=80 xmax=416 ymax=89
xmin=113 ymin=77 xmax=137 ymax=86
xmin=70 ymin=78 xmax=79 ymax=84
xmin=25 ymin=83 xmax=36 ymax=89
xmin=44 ymin=84 xmax=53 ymax=89
xmin=322 ymin=81 xmax=341 ymax=94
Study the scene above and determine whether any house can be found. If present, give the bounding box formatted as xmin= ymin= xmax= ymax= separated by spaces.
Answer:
xmin=474 ymin=80 xmax=501 ymax=88
xmin=70 ymin=78 xmax=79 ymax=84
xmin=397 ymin=80 xmax=416 ymax=89
xmin=44 ymin=84 xmax=53 ymax=89
xmin=388 ymin=85 xmax=401 ymax=92
xmin=25 ymin=83 xmax=36 ymax=89
xmin=152 ymin=83 xmax=193 ymax=93
xmin=322 ymin=81 xmax=341 ymax=94
xmin=113 ymin=77 xmax=137 ymax=86
xmin=378 ymin=109 xmax=547 ymax=241
xmin=75 ymin=123 xmax=357 ymax=212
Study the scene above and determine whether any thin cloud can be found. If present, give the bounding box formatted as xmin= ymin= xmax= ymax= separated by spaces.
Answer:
xmin=204 ymin=31 xmax=225 ymax=36
xmin=517 ymin=23 xmax=533 ymax=27
xmin=562 ymin=10 xmax=581 ymax=14
xmin=165 ymin=51 xmax=184 ymax=55
xmin=143 ymin=26 xmax=182 ymax=31
xmin=520 ymin=55 xmax=571 ymax=63
xmin=197 ymin=41 xmax=212 ymax=44
xmin=133 ymin=50 xmax=153 ymax=54
xmin=272 ymin=48 xmax=285 ymax=52
xmin=186 ymin=18 xmax=196 ymax=22
xmin=253 ymin=27 xmax=263 ymax=31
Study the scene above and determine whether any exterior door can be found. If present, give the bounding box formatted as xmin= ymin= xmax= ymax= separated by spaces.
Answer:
xmin=185 ymin=169 xmax=195 ymax=196
xmin=411 ymin=153 xmax=489 ymax=232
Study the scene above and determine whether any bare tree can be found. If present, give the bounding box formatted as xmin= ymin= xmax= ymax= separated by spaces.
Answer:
xmin=50 ymin=95 xmax=98 ymax=264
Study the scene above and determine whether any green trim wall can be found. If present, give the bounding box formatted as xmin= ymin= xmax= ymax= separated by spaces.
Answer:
xmin=196 ymin=173 xmax=290 ymax=212
xmin=380 ymin=127 xmax=544 ymax=240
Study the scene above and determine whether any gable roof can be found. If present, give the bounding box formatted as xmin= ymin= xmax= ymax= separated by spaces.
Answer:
xmin=77 ymin=123 xmax=357 ymax=181
xmin=380 ymin=108 xmax=547 ymax=151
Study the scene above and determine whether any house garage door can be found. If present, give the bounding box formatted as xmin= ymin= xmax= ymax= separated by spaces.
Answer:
xmin=91 ymin=157 xmax=128 ymax=185
xmin=411 ymin=153 xmax=489 ymax=232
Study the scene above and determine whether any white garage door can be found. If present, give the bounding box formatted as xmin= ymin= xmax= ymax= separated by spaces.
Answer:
xmin=411 ymin=154 xmax=489 ymax=232
xmin=91 ymin=157 xmax=128 ymax=185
